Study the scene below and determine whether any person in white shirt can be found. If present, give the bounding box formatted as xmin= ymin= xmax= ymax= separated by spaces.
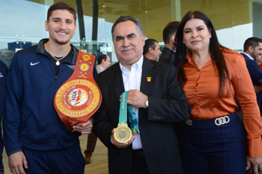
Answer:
xmin=95 ymin=54 xmax=111 ymax=73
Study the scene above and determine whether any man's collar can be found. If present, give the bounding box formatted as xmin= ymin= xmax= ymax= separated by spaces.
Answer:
xmin=98 ymin=65 xmax=105 ymax=72
xmin=119 ymin=55 xmax=144 ymax=72
xmin=242 ymin=52 xmax=254 ymax=60
xmin=163 ymin=47 xmax=176 ymax=53
xmin=37 ymin=38 xmax=79 ymax=64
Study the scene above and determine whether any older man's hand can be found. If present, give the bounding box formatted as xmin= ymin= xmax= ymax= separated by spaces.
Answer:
xmin=122 ymin=89 xmax=148 ymax=108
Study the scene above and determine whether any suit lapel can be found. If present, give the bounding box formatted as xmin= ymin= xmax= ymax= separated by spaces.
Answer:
xmin=109 ymin=59 xmax=155 ymax=121
xmin=110 ymin=62 xmax=125 ymax=100
xmin=139 ymin=57 xmax=155 ymax=120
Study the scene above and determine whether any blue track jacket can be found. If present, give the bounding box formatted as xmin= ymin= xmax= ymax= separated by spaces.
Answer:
xmin=4 ymin=39 xmax=90 ymax=156
xmin=0 ymin=60 xmax=8 ymax=117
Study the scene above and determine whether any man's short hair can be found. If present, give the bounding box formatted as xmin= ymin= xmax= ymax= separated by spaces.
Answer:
xmin=163 ymin=21 xmax=180 ymax=44
xmin=143 ymin=39 xmax=158 ymax=55
xmin=244 ymin=37 xmax=262 ymax=52
xmin=97 ymin=54 xmax=108 ymax=65
xmin=111 ymin=16 xmax=143 ymax=39
xmin=47 ymin=2 xmax=77 ymax=23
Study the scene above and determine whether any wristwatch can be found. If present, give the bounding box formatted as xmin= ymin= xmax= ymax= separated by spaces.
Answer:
xmin=145 ymin=100 xmax=149 ymax=108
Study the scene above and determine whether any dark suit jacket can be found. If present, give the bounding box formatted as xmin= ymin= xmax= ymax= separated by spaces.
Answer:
xmin=241 ymin=53 xmax=262 ymax=108
xmin=0 ymin=60 xmax=8 ymax=117
xmin=159 ymin=47 xmax=175 ymax=65
xmin=93 ymin=57 xmax=191 ymax=174
xmin=159 ymin=47 xmax=188 ymax=172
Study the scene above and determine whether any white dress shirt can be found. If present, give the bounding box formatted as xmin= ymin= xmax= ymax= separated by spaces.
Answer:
xmin=119 ymin=56 xmax=143 ymax=150
xmin=98 ymin=65 xmax=105 ymax=72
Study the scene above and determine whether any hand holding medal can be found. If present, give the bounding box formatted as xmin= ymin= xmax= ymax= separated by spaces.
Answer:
xmin=113 ymin=91 xmax=133 ymax=143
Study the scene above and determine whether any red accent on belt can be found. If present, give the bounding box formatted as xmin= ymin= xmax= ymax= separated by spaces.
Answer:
xmin=54 ymin=51 xmax=102 ymax=131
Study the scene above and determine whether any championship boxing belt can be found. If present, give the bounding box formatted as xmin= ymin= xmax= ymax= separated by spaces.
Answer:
xmin=54 ymin=51 xmax=102 ymax=131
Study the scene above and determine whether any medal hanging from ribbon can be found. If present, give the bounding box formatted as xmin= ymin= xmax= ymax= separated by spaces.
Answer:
xmin=114 ymin=91 xmax=132 ymax=143
xmin=114 ymin=91 xmax=140 ymax=143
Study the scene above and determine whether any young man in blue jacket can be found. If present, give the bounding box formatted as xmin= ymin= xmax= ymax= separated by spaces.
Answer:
xmin=4 ymin=2 xmax=93 ymax=174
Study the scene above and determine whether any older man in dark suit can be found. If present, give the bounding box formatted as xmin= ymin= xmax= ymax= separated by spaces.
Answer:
xmin=93 ymin=16 xmax=191 ymax=174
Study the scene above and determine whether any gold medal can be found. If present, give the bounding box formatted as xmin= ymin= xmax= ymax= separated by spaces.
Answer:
xmin=114 ymin=123 xmax=132 ymax=143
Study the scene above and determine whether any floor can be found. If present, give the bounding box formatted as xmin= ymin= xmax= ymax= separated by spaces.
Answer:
xmin=2 ymin=135 xmax=261 ymax=174
xmin=2 ymin=134 xmax=109 ymax=174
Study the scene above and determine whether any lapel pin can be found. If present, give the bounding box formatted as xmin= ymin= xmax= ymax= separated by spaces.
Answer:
xmin=147 ymin=77 xmax=151 ymax=82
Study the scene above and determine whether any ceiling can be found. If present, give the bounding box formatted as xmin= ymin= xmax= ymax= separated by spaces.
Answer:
xmin=27 ymin=0 xmax=260 ymax=42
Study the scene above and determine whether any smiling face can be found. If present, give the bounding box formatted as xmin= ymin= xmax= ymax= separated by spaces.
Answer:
xmin=112 ymin=20 xmax=145 ymax=69
xmin=45 ymin=9 xmax=77 ymax=45
xmin=250 ymin=42 xmax=262 ymax=59
xmin=183 ymin=18 xmax=211 ymax=53
xmin=256 ymin=55 xmax=262 ymax=65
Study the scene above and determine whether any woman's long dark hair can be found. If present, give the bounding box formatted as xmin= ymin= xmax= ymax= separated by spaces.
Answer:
xmin=174 ymin=11 xmax=229 ymax=95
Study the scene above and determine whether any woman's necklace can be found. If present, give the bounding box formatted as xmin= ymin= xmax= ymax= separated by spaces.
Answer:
xmin=45 ymin=43 xmax=71 ymax=66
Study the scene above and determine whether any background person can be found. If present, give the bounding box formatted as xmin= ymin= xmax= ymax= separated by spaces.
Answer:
xmin=95 ymin=54 xmax=111 ymax=73
xmin=175 ymin=11 xmax=262 ymax=174
xmin=4 ymin=2 xmax=93 ymax=174
xmin=0 ymin=60 xmax=8 ymax=174
xmin=159 ymin=21 xmax=180 ymax=64
xmin=143 ymin=39 xmax=161 ymax=61
xmin=157 ymin=21 xmax=188 ymax=173
xmin=241 ymin=37 xmax=262 ymax=109
xmin=84 ymin=53 xmax=111 ymax=164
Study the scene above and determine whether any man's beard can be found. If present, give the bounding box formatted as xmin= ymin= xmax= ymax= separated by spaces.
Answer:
xmin=55 ymin=39 xmax=69 ymax=45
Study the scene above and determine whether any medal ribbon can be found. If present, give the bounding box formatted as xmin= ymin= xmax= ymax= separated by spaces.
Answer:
xmin=119 ymin=91 xmax=140 ymax=134
xmin=119 ymin=91 xmax=128 ymax=124
xmin=127 ymin=105 xmax=140 ymax=134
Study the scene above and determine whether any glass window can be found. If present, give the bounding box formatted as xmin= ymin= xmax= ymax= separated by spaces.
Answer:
xmin=1 ymin=0 xmax=262 ymax=66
